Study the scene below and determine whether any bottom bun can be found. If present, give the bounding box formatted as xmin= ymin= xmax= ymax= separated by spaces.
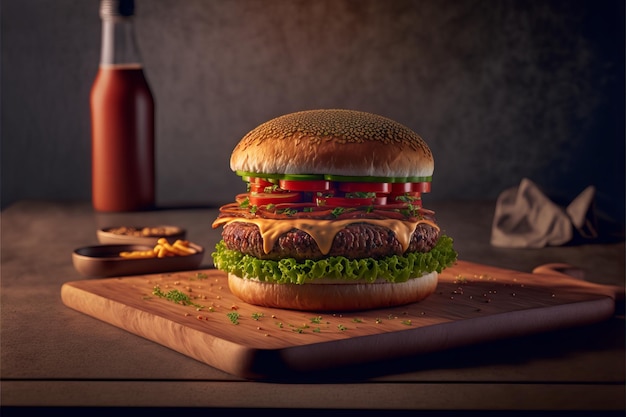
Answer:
xmin=227 ymin=272 xmax=438 ymax=312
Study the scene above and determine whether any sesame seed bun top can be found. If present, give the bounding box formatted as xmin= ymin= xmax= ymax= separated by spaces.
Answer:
xmin=230 ymin=109 xmax=434 ymax=179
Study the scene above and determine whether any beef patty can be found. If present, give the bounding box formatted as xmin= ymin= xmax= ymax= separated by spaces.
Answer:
xmin=221 ymin=221 xmax=440 ymax=261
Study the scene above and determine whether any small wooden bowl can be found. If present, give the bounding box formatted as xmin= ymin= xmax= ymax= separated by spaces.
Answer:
xmin=97 ymin=225 xmax=186 ymax=246
xmin=72 ymin=243 xmax=204 ymax=278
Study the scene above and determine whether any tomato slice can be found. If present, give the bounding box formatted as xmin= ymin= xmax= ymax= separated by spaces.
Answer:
xmin=412 ymin=182 xmax=431 ymax=193
xmin=337 ymin=182 xmax=391 ymax=194
xmin=390 ymin=182 xmax=413 ymax=193
xmin=315 ymin=196 xmax=387 ymax=207
xmin=246 ymin=177 xmax=275 ymax=193
xmin=376 ymin=194 xmax=423 ymax=208
xmin=373 ymin=202 xmax=409 ymax=210
xmin=278 ymin=179 xmax=332 ymax=192
xmin=248 ymin=192 xmax=302 ymax=206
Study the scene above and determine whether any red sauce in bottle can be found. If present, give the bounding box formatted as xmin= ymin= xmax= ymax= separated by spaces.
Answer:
xmin=90 ymin=63 xmax=155 ymax=211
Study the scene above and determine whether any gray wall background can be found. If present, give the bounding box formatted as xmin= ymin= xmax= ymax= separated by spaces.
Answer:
xmin=2 ymin=0 xmax=624 ymax=225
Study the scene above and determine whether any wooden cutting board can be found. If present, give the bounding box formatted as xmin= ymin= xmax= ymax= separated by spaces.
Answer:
xmin=61 ymin=260 xmax=623 ymax=379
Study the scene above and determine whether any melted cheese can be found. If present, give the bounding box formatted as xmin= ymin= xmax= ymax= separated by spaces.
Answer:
xmin=214 ymin=216 xmax=439 ymax=255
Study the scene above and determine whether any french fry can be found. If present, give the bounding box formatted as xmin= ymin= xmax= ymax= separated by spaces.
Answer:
xmin=155 ymin=245 xmax=168 ymax=258
xmin=119 ymin=239 xmax=199 ymax=259
xmin=157 ymin=238 xmax=191 ymax=256
xmin=173 ymin=240 xmax=197 ymax=255
xmin=120 ymin=250 xmax=156 ymax=259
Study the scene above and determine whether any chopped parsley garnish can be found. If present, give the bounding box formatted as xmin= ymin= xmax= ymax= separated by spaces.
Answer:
xmin=290 ymin=323 xmax=310 ymax=333
xmin=331 ymin=207 xmax=345 ymax=217
xmin=345 ymin=191 xmax=376 ymax=198
xmin=277 ymin=207 xmax=298 ymax=216
xmin=152 ymin=286 xmax=204 ymax=309
xmin=227 ymin=311 xmax=240 ymax=325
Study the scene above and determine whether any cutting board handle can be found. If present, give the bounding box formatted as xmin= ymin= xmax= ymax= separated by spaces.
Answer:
xmin=533 ymin=263 xmax=625 ymax=316
xmin=532 ymin=263 xmax=586 ymax=280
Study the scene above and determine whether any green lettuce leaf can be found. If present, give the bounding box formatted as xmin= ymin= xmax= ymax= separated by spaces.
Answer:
xmin=211 ymin=235 xmax=457 ymax=285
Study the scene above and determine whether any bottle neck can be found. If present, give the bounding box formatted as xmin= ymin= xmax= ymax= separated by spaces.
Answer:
xmin=99 ymin=17 xmax=142 ymax=67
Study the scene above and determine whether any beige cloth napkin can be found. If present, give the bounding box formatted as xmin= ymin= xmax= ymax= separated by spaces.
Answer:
xmin=491 ymin=178 xmax=597 ymax=248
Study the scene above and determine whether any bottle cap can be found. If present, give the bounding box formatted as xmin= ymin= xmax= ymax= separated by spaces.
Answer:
xmin=100 ymin=0 xmax=135 ymax=18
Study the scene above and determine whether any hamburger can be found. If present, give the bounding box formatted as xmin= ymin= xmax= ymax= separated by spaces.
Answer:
xmin=211 ymin=109 xmax=457 ymax=311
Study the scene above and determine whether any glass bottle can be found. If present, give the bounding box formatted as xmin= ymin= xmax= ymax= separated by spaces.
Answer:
xmin=90 ymin=0 xmax=155 ymax=212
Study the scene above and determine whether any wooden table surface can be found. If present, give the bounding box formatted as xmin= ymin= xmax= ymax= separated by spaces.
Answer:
xmin=2 ymin=200 xmax=624 ymax=415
